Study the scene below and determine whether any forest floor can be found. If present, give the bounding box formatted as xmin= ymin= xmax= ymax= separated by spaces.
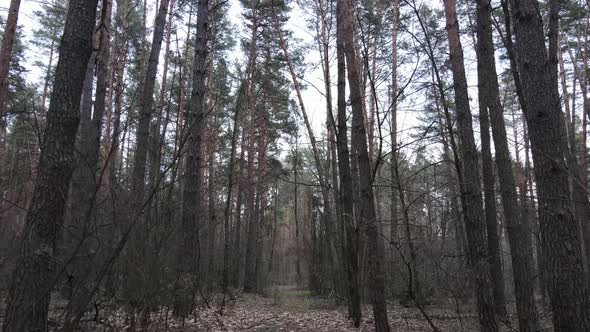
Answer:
xmin=1 ymin=286 xmax=553 ymax=331
xmin=63 ymin=286 xmax=553 ymax=331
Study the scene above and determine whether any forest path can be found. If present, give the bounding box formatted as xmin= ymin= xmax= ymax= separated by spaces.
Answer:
xmin=171 ymin=286 xmax=482 ymax=331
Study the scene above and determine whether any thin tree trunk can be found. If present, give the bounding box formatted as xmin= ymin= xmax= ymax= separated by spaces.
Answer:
xmin=222 ymin=84 xmax=244 ymax=292
xmin=561 ymin=43 xmax=590 ymax=281
xmin=336 ymin=0 xmax=361 ymax=324
xmin=568 ymin=27 xmax=590 ymax=277
xmin=339 ymin=0 xmax=390 ymax=330
xmin=272 ymin=5 xmax=339 ymax=287
xmin=146 ymin=0 xmax=175 ymax=224
xmin=389 ymin=0 xmax=400 ymax=300
xmin=173 ymin=0 xmax=207 ymax=318
xmin=206 ymin=102 xmax=219 ymax=289
xmin=293 ymin=143 xmax=302 ymax=286
xmin=476 ymin=1 xmax=539 ymax=329
xmin=0 ymin=0 xmax=21 ymax=141
xmin=477 ymin=55 xmax=506 ymax=320
xmin=40 ymin=39 xmax=55 ymax=116
xmin=243 ymin=7 xmax=259 ymax=293
xmin=394 ymin=159 xmax=422 ymax=302
xmin=473 ymin=0 xmax=504 ymax=318
xmin=105 ymin=0 xmax=129 ymax=189
xmin=130 ymin=0 xmax=171 ymax=204
xmin=443 ymin=1 xmax=497 ymax=330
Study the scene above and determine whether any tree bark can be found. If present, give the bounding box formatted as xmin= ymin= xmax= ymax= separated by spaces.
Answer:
xmin=443 ymin=1 xmax=497 ymax=330
xmin=272 ymin=4 xmax=339 ymax=291
xmin=130 ymin=0 xmax=171 ymax=203
xmin=389 ymin=0 xmax=400 ymax=300
xmin=243 ymin=6 xmax=259 ymax=294
xmin=477 ymin=53 xmax=506 ymax=319
xmin=561 ymin=43 xmax=590 ymax=282
xmin=2 ymin=0 xmax=99 ymax=330
xmin=174 ymin=0 xmax=208 ymax=317
xmin=336 ymin=0 xmax=361 ymax=324
xmin=476 ymin=1 xmax=539 ymax=329
xmin=104 ymin=0 xmax=129 ymax=190
xmin=0 ymin=0 xmax=21 ymax=141
xmin=222 ymin=84 xmax=244 ymax=292
xmin=508 ymin=0 xmax=590 ymax=329
xmin=339 ymin=0 xmax=390 ymax=330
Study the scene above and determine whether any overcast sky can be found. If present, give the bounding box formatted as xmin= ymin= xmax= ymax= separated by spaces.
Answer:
xmin=3 ymin=0 xmax=506 ymax=163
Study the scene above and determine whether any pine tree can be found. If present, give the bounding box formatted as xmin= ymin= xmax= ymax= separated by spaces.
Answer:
xmin=2 ymin=0 xmax=99 ymax=329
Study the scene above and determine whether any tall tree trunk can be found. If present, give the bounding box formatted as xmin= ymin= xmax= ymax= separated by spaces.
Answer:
xmin=174 ymin=0 xmax=208 ymax=317
xmin=124 ymin=0 xmax=170 ymax=311
xmin=146 ymin=0 xmax=175 ymax=227
xmin=568 ymin=28 xmax=590 ymax=277
xmin=222 ymin=84 xmax=244 ymax=292
xmin=243 ymin=107 xmax=259 ymax=293
xmin=253 ymin=86 xmax=268 ymax=291
xmin=476 ymin=1 xmax=539 ymax=329
xmin=315 ymin=0 xmax=344 ymax=296
xmin=272 ymin=4 xmax=339 ymax=291
xmin=561 ymin=44 xmax=590 ymax=281
xmin=293 ymin=145 xmax=302 ymax=286
xmin=232 ymin=86 xmax=248 ymax=288
xmin=2 ymin=1 xmax=99 ymax=330
xmin=105 ymin=0 xmax=130 ymax=190
xmin=243 ymin=7 xmax=259 ymax=293
xmin=339 ymin=0 xmax=390 ymax=330
xmin=412 ymin=2 xmax=468 ymax=261
xmin=508 ymin=0 xmax=590 ymax=329
xmin=206 ymin=103 xmax=219 ymax=289
xmin=389 ymin=0 xmax=400 ymax=300
xmin=62 ymin=1 xmax=112 ymax=318
xmin=0 ymin=0 xmax=21 ymax=141
xmin=443 ymin=1 xmax=497 ymax=330
xmin=477 ymin=56 xmax=507 ymax=319
xmin=336 ymin=0 xmax=361 ymax=324
xmin=40 ymin=40 xmax=55 ymax=116
xmin=130 ymin=0 xmax=171 ymax=205
xmin=60 ymin=5 xmax=113 ymax=324
xmin=394 ymin=159 xmax=422 ymax=302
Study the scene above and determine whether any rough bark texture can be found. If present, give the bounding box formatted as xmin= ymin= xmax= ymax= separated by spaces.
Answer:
xmin=336 ymin=0 xmax=360 ymax=324
xmin=476 ymin=1 xmax=539 ymax=329
xmin=389 ymin=0 xmax=400 ymax=300
xmin=174 ymin=0 xmax=208 ymax=317
xmin=562 ymin=45 xmax=590 ymax=282
xmin=474 ymin=4 xmax=506 ymax=312
xmin=59 ymin=2 xmax=112 ymax=327
xmin=442 ymin=1 xmax=497 ymax=331
xmin=478 ymin=90 xmax=506 ymax=318
xmin=123 ymin=0 xmax=170 ymax=309
xmin=105 ymin=0 xmax=129 ymax=190
xmin=2 ymin=0 xmax=99 ymax=330
xmin=222 ymin=86 xmax=242 ymax=291
xmin=339 ymin=0 xmax=390 ymax=330
xmin=508 ymin=0 xmax=590 ymax=330
xmin=130 ymin=0 xmax=170 ymax=202
xmin=243 ymin=7 xmax=259 ymax=294
xmin=0 ymin=0 xmax=21 ymax=139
